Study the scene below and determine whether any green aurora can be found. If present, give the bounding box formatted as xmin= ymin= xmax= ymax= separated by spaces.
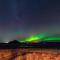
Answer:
xmin=17 ymin=34 xmax=60 ymax=42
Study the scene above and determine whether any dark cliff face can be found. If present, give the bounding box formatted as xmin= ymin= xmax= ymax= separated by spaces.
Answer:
xmin=0 ymin=40 xmax=21 ymax=48
xmin=8 ymin=40 xmax=20 ymax=44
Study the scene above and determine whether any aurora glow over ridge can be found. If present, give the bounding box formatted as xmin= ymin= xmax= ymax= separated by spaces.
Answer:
xmin=17 ymin=34 xmax=47 ymax=42
xmin=17 ymin=34 xmax=60 ymax=42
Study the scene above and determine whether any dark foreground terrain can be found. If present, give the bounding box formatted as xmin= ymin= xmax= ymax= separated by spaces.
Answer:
xmin=0 ymin=40 xmax=60 ymax=60
xmin=1 ymin=40 xmax=60 ymax=48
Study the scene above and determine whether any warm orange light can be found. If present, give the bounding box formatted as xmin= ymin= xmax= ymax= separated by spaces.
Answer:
xmin=0 ymin=49 xmax=60 ymax=60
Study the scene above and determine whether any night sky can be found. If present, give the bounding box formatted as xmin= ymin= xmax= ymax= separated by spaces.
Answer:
xmin=0 ymin=0 xmax=60 ymax=42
